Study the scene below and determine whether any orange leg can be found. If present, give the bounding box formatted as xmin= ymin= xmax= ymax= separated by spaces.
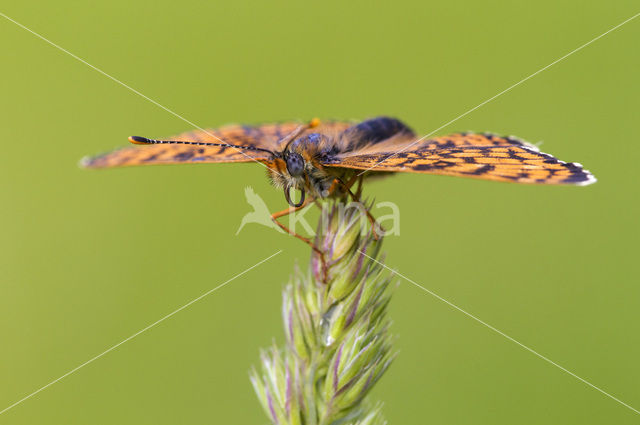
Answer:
xmin=271 ymin=199 xmax=325 ymax=256
xmin=325 ymin=174 xmax=358 ymax=201
xmin=334 ymin=177 xmax=383 ymax=240
xmin=271 ymin=199 xmax=330 ymax=281
xmin=354 ymin=175 xmax=364 ymax=199
xmin=324 ymin=178 xmax=342 ymax=199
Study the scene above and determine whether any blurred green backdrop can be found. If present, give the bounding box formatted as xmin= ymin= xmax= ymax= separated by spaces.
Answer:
xmin=1 ymin=1 xmax=639 ymax=423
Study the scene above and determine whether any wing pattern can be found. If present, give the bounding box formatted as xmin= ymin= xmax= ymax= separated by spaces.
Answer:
xmin=81 ymin=121 xmax=352 ymax=169
xmin=326 ymin=133 xmax=595 ymax=185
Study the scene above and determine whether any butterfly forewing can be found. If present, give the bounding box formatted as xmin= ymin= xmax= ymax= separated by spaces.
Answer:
xmin=81 ymin=121 xmax=352 ymax=169
xmin=325 ymin=133 xmax=595 ymax=185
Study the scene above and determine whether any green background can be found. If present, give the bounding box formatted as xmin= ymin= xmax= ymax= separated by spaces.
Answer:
xmin=1 ymin=1 xmax=639 ymax=423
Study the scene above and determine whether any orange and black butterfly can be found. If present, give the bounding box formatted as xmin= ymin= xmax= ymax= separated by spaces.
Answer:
xmin=81 ymin=117 xmax=595 ymax=242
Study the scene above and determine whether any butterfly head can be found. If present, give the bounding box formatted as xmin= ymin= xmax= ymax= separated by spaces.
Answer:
xmin=269 ymin=133 xmax=335 ymax=207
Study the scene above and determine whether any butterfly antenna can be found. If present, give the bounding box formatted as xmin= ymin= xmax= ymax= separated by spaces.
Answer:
xmin=128 ymin=136 xmax=274 ymax=155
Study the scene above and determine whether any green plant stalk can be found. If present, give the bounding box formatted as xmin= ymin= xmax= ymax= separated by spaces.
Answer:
xmin=251 ymin=202 xmax=396 ymax=425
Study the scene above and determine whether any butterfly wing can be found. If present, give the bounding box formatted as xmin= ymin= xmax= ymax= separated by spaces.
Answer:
xmin=324 ymin=133 xmax=596 ymax=185
xmin=81 ymin=121 xmax=352 ymax=169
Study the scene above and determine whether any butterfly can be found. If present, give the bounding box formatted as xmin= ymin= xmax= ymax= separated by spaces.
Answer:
xmin=81 ymin=117 xmax=596 ymax=246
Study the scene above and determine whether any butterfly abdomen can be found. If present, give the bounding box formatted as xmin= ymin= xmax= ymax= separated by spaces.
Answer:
xmin=341 ymin=117 xmax=415 ymax=150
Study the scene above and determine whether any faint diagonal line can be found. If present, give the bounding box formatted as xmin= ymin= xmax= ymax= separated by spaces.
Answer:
xmin=0 ymin=250 xmax=282 ymax=416
xmin=0 ymin=11 xmax=284 ymax=177
xmin=357 ymin=11 xmax=640 ymax=176
xmin=359 ymin=250 xmax=640 ymax=416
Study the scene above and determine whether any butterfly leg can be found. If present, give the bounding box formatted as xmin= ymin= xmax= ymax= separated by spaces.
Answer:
xmin=271 ymin=200 xmax=331 ymax=280
xmin=334 ymin=177 xmax=384 ymax=240
xmin=355 ymin=175 xmax=364 ymax=199
xmin=325 ymin=174 xmax=359 ymax=202
xmin=271 ymin=200 xmax=324 ymax=256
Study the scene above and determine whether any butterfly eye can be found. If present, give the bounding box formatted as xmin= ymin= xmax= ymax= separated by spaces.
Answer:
xmin=285 ymin=153 xmax=305 ymax=177
xmin=284 ymin=185 xmax=306 ymax=208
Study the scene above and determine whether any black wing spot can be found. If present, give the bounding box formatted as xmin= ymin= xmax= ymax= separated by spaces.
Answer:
xmin=413 ymin=163 xmax=434 ymax=171
xmin=142 ymin=154 xmax=160 ymax=162
xmin=438 ymin=140 xmax=456 ymax=149
xmin=173 ymin=151 xmax=195 ymax=161
xmin=470 ymin=164 xmax=495 ymax=175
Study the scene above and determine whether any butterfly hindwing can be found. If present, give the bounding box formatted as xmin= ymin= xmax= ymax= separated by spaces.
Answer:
xmin=325 ymin=133 xmax=595 ymax=185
